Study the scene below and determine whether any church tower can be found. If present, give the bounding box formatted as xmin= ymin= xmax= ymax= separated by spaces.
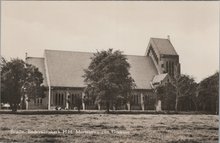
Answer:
xmin=146 ymin=37 xmax=180 ymax=78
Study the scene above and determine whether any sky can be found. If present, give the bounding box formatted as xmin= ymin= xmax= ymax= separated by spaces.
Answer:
xmin=1 ymin=1 xmax=219 ymax=82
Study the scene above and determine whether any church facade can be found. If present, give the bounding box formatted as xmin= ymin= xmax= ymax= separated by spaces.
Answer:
xmin=26 ymin=37 xmax=180 ymax=110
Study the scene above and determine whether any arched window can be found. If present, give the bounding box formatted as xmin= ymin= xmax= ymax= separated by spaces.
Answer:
xmin=55 ymin=93 xmax=58 ymax=105
xmin=61 ymin=94 xmax=64 ymax=106
xmin=58 ymin=94 xmax=61 ymax=105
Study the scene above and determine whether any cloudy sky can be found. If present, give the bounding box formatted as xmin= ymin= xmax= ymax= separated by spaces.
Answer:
xmin=1 ymin=1 xmax=219 ymax=82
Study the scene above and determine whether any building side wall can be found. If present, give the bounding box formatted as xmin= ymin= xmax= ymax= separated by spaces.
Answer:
xmin=50 ymin=88 xmax=84 ymax=109
xmin=130 ymin=90 xmax=156 ymax=110
xmin=28 ymin=87 xmax=156 ymax=110
xmin=28 ymin=91 xmax=48 ymax=109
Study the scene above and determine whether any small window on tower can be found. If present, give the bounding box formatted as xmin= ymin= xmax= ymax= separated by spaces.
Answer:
xmin=161 ymin=64 xmax=164 ymax=68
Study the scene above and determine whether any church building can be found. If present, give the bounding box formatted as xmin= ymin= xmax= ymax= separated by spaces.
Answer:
xmin=25 ymin=37 xmax=180 ymax=110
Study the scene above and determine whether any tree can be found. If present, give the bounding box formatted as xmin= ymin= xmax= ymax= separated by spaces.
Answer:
xmin=156 ymin=74 xmax=197 ymax=111
xmin=156 ymin=82 xmax=176 ymax=111
xmin=83 ymin=49 xmax=135 ymax=113
xmin=1 ymin=58 xmax=44 ymax=112
xmin=0 ymin=57 xmax=7 ymax=109
xmin=171 ymin=75 xmax=197 ymax=111
xmin=197 ymin=72 xmax=219 ymax=114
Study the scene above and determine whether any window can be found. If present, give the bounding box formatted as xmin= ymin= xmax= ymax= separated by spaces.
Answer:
xmin=72 ymin=94 xmax=75 ymax=105
xmin=171 ymin=62 xmax=174 ymax=76
xmin=166 ymin=61 xmax=174 ymax=76
xmin=71 ymin=94 xmax=74 ymax=105
xmin=58 ymin=94 xmax=61 ymax=105
xmin=132 ymin=94 xmax=139 ymax=105
xmin=61 ymin=94 xmax=64 ymax=106
xmin=55 ymin=93 xmax=58 ymax=105
xmin=169 ymin=61 xmax=171 ymax=75
xmin=34 ymin=98 xmax=42 ymax=105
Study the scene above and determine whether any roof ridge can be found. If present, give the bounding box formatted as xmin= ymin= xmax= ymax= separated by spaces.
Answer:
xmin=45 ymin=49 xmax=94 ymax=54
xmin=45 ymin=49 xmax=148 ymax=57
xmin=151 ymin=37 xmax=169 ymax=40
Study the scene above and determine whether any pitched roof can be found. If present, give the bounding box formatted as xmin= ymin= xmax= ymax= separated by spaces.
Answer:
xmin=26 ymin=57 xmax=48 ymax=86
xmin=44 ymin=49 xmax=158 ymax=89
xmin=152 ymin=73 xmax=168 ymax=84
xmin=150 ymin=38 xmax=178 ymax=55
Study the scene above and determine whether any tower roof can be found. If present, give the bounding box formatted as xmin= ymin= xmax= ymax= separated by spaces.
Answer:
xmin=149 ymin=38 xmax=178 ymax=56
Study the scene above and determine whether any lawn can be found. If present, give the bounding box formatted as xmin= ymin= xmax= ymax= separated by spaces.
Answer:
xmin=0 ymin=114 xmax=218 ymax=143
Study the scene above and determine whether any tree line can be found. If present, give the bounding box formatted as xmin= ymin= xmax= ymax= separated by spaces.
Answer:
xmin=156 ymin=72 xmax=219 ymax=114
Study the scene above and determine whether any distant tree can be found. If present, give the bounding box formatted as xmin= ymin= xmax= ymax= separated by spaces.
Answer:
xmin=83 ymin=49 xmax=135 ymax=113
xmin=197 ymin=72 xmax=219 ymax=114
xmin=1 ymin=58 xmax=44 ymax=112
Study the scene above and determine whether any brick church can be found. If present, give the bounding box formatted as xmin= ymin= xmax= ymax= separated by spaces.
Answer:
xmin=26 ymin=37 xmax=180 ymax=110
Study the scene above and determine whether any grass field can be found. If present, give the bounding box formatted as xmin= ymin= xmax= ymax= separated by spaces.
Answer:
xmin=0 ymin=114 xmax=218 ymax=143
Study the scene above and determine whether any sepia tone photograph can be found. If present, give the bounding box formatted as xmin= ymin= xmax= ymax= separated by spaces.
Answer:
xmin=0 ymin=1 xmax=219 ymax=143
